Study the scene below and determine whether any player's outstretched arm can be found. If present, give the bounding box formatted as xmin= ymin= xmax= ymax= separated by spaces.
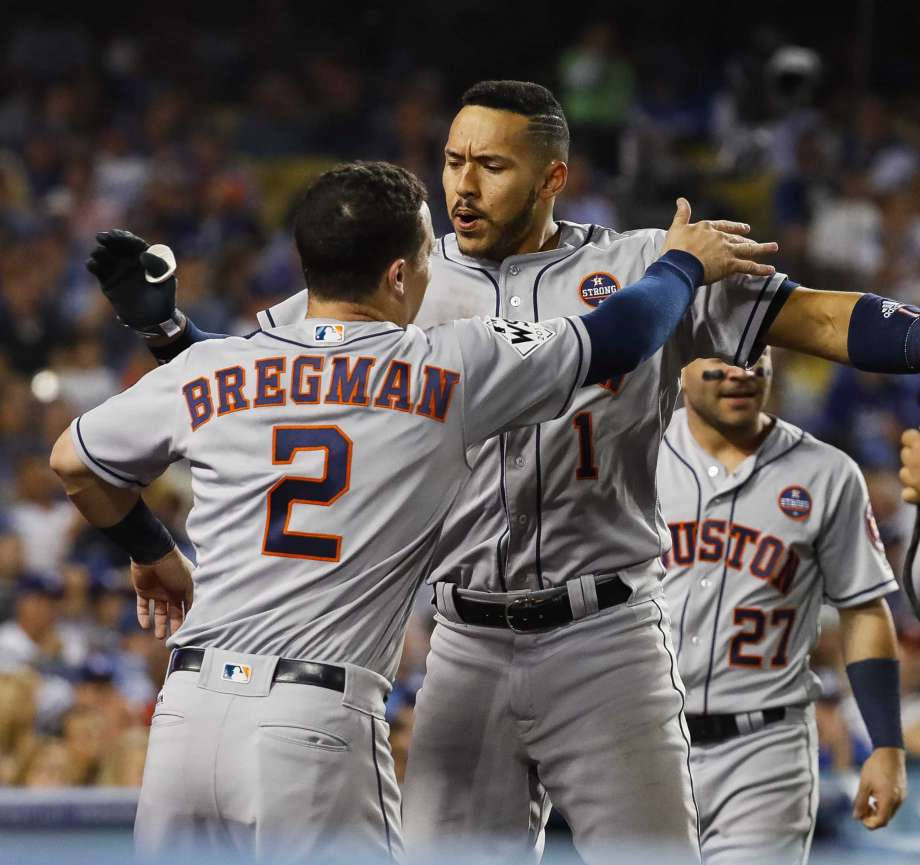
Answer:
xmin=837 ymin=599 xmax=907 ymax=829
xmin=580 ymin=199 xmax=778 ymax=382
xmin=766 ymin=281 xmax=920 ymax=373
xmin=49 ymin=429 xmax=190 ymax=638
xmin=88 ymin=230 xmax=227 ymax=364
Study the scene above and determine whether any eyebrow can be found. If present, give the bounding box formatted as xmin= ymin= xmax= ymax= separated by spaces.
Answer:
xmin=444 ymin=148 xmax=512 ymax=164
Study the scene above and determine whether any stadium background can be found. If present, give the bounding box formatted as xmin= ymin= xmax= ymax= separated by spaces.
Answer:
xmin=1 ymin=1 xmax=919 ymax=861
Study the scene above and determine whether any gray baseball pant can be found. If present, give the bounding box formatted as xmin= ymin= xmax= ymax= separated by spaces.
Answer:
xmin=135 ymin=647 xmax=402 ymax=864
xmin=403 ymin=590 xmax=701 ymax=865
xmin=692 ymin=706 xmax=819 ymax=865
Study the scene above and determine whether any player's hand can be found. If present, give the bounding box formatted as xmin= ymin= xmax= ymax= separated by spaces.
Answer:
xmin=900 ymin=428 xmax=920 ymax=504
xmin=132 ymin=546 xmax=194 ymax=640
xmin=87 ymin=229 xmax=179 ymax=333
xmin=661 ymin=198 xmax=778 ymax=284
xmin=852 ymin=746 xmax=907 ymax=829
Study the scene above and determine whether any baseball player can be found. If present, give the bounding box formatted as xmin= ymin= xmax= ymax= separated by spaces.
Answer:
xmin=899 ymin=428 xmax=920 ymax=618
xmin=95 ymin=81 xmax=920 ymax=864
xmin=54 ymin=161 xmax=763 ymax=863
xmin=659 ymin=351 xmax=906 ymax=864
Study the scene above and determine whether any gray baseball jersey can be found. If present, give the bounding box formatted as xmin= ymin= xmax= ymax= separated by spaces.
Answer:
xmin=259 ymin=222 xmax=792 ymax=600
xmin=69 ymin=314 xmax=590 ymax=682
xmin=658 ymin=408 xmax=898 ymax=716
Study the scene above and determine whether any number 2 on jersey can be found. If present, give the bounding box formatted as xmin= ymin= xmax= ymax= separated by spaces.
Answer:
xmin=262 ymin=425 xmax=352 ymax=561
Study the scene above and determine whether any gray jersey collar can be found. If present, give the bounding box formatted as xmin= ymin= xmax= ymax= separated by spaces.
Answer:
xmin=438 ymin=221 xmax=591 ymax=273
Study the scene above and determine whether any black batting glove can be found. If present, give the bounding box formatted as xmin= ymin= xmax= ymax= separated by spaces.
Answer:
xmin=87 ymin=230 xmax=182 ymax=337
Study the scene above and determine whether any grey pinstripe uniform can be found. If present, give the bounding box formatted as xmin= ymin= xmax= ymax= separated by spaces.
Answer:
xmin=258 ymin=222 xmax=793 ymax=864
xmin=658 ymin=408 xmax=897 ymax=864
xmin=70 ymin=313 xmax=590 ymax=864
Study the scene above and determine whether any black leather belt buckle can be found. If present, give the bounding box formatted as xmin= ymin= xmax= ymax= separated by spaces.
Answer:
xmin=504 ymin=596 xmax=557 ymax=633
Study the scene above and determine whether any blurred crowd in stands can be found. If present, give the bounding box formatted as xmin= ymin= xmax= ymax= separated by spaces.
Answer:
xmin=1 ymin=15 xmax=919 ymax=806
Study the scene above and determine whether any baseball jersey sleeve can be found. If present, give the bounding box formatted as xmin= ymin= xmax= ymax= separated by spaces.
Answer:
xmin=447 ymin=315 xmax=590 ymax=447
xmin=679 ymin=271 xmax=793 ymax=368
xmin=816 ymin=458 xmax=899 ymax=607
xmin=69 ymin=361 xmax=182 ymax=489
xmin=256 ymin=289 xmax=309 ymax=329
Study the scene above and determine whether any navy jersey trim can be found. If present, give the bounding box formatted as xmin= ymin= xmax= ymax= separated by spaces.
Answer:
xmin=370 ymin=718 xmax=393 ymax=861
xmin=554 ymin=318 xmax=585 ymax=421
xmin=534 ymin=425 xmax=545 ymax=590
xmin=747 ymin=278 xmax=798 ymax=366
xmin=701 ymin=428 xmax=806 ymax=712
xmin=441 ymin=235 xmax=508 ymax=580
xmin=496 ymin=436 xmax=510 ymax=592
xmin=663 ymin=435 xmax=702 ymax=658
xmin=652 ymin=597 xmax=702 ymax=858
xmin=825 ymin=578 xmax=899 ymax=605
xmin=440 ymin=236 xmax=501 ymax=317
xmin=75 ymin=417 xmax=145 ymax=487
xmin=264 ymin=308 xmax=277 ymax=327
xmin=801 ymin=717 xmax=817 ymax=864
xmin=704 ymin=488 xmax=740 ymax=714
xmin=529 ymin=225 xmax=596 ymax=590
xmin=260 ymin=329 xmax=403 ymax=350
xmin=732 ymin=277 xmax=772 ymax=368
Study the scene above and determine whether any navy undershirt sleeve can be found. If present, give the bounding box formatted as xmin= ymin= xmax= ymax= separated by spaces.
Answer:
xmin=580 ymin=250 xmax=704 ymax=386
xmin=150 ymin=319 xmax=227 ymax=364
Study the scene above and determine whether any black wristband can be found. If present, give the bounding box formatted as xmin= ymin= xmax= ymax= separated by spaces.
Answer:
xmin=99 ymin=499 xmax=176 ymax=564
xmin=846 ymin=658 xmax=904 ymax=749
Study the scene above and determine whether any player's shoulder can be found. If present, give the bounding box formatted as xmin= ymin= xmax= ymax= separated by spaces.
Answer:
xmin=772 ymin=416 xmax=863 ymax=481
xmin=567 ymin=222 xmax=666 ymax=259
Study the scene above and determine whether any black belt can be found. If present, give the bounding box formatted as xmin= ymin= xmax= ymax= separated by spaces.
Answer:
xmin=685 ymin=708 xmax=787 ymax=745
xmin=168 ymin=647 xmax=346 ymax=693
xmin=446 ymin=576 xmax=632 ymax=633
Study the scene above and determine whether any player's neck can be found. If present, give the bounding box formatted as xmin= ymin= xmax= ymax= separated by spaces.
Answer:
xmin=685 ymin=407 xmax=773 ymax=474
xmin=511 ymin=214 xmax=561 ymax=256
xmin=305 ymin=296 xmax=405 ymax=327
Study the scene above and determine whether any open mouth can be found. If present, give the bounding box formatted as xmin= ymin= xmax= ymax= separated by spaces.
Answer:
xmin=453 ymin=208 xmax=485 ymax=232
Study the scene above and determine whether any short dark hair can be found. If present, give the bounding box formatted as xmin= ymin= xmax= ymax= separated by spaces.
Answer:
xmin=293 ymin=161 xmax=428 ymax=302
xmin=461 ymin=80 xmax=570 ymax=161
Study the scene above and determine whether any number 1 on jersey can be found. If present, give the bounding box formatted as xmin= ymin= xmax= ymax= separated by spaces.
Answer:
xmin=262 ymin=425 xmax=352 ymax=561
xmin=573 ymin=412 xmax=598 ymax=480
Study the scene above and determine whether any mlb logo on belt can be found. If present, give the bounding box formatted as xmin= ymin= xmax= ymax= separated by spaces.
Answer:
xmin=222 ymin=663 xmax=253 ymax=684
xmin=778 ymin=485 xmax=812 ymax=520
xmin=314 ymin=324 xmax=344 ymax=343
xmin=578 ymin=272 xmax=620 ymax=308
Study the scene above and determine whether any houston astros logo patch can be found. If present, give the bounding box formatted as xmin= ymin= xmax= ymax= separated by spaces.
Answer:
xmin=222 ymin=663 xmax=252 ymax=684
xmin=578 ymin=272 xmax=620 ymax=307
xmin=778 ymin=486 xmax=812 ymax=520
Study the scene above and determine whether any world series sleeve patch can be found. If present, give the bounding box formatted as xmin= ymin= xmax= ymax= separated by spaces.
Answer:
xmin=482 ymin=317 xmax=556 ymax=358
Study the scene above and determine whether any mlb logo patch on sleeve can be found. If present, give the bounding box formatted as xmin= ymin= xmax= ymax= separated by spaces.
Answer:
xmin=483 ymin=317 xmax=556 ymax=358
xmin=222 ymin=663 xmax=253 ymax=684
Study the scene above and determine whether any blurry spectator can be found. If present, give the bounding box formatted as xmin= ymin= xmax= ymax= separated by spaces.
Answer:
xmin=558 ymin=23 xmax=635 ymax=172
xmin=0 ymin=574 xmax=85 ymax=671
xmin=60 ymin=705 xmax=107 ymax=784
xmin=53 ymin=330 xmax=119 ymax=414
xmin=19 ymin=738 xmax=79 ymax=787
xmin=97 ymin=726 xmax=149 ymax=787
xmin=9 ymin=453 xmax=79 ymax=574
xmin=555 ymin=155 xmax=618 ymax=228
xmin=0 ymin=670 xmax=38 ymax=784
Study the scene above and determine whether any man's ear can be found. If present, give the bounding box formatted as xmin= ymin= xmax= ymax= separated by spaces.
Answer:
xmin=540 ymin=160 xmax=567 ymax=200
xmin=387 ymin=258 xmax=406 ymax=298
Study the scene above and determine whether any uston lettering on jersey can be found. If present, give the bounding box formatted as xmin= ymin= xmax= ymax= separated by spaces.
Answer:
xmin=182 ymin=353 xmax=461 ymax=430
xmin=482 ymin=317 xmax=555 ymax=358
